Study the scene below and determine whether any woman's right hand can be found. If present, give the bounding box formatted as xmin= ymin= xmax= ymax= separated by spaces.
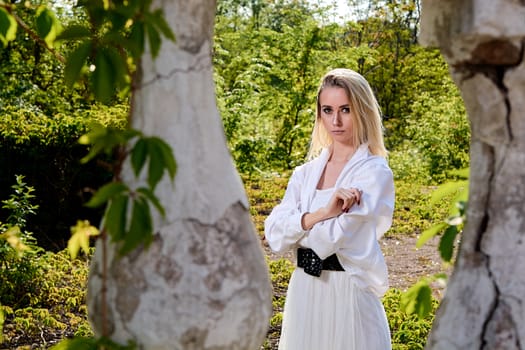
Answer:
xmin=323 ymin=187 xmax=362 ymax=219
xmin=301 ymin=188 xmax=362 ymax=230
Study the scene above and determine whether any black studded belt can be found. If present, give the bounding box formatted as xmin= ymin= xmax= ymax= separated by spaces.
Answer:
xmin=297 ymin=247 xmax=344 ymax=277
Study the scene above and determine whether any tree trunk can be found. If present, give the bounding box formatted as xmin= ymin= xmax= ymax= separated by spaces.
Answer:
xmin=86 ymin=0 xmax=272 ymax=349
xmin=420 ymin=1 xmax=525 ymax=349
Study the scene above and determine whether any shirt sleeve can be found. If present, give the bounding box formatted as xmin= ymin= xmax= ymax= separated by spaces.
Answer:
xmin=300 ymin=161 xmax=395 ymax=260
xmin=264 ymin=168 xmax=308 ymax=254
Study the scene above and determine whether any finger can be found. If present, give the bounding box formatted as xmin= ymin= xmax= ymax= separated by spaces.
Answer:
xmin=343 ymin=195 xmax=353 ymax=212
xmin=350 ymin=188 xmax=362 ymax=205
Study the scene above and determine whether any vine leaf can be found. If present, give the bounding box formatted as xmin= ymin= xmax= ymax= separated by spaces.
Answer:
xmin=65 ymin=40 xmax=92 ymax=88
xmin=119 ymin=198 xmax=152 ymax=255
xmin=35 ymin=6 xmax=61 ymax=47
xmin=137 ymin=187 xmax=165 ymax=217
xmin=92 ymin=48 xmax=115 ymax=103
xmin=130 ymin=137 xmax=177 ymax=190
xmin=56 ymin=24 xmax=91 ymax=41
xmin=400 ymin=279 xmax=433 ymax=319
xmin=416 ymin=222 xmax=447 ymax=248
xmin=68 ymin=220 xmax=100 ymax=259
xmin=131 ymin=138 xmax=148 ymax=177
xmin=439 ymin=224 xmax=459 ymax=262
xmin=0 ymin=8 xmax=17 ymax=47
xmin=85 ymin=182 xmax=128 ymax=208
xmin=104 ymin=194 xmax=129 ymax=242
xmin=49 ymin=336 xmax=98 ymax=350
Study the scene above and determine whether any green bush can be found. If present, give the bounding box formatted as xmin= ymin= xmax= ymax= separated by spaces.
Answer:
xmin=1 ymin=250 xmax=92 ymax=347
xmin=0 ymin=175 xmax=43 ymax=308
xmin=0 ymin=175 xmax=91 ymax=345
xmin=0 ymin=106 xmax=127 ymax=250
xmin=398 ymin=89 xmax=470 ymax=183
xmin=384 ymin=289 xmax=437 ymax=349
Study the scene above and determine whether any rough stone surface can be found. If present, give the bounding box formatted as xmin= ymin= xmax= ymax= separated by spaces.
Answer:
xmin=87 ymin=0 xmax=272 ymax=348
xmin=421 ymin=1 xmax=525 ymax=349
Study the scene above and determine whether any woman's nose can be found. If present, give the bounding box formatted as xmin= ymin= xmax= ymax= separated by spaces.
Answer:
xmin=332 ymin=112 xmax=342 ymax=125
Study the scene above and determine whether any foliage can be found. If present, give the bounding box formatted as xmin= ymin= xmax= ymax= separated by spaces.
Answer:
xmin=0 ymin=0 xmax=469 ymax=252
xmin=0 ymin=175 xmax=41 ymax=342
xmin=1 ymin=175 xmax=39 ymax=228
xmin=214 ymin=0 xmax=467 ymax=181
xmin=1 ymin=249 xmax=92 ymax=348
xmin=0 ymin=106 xmax=127 ymax=250
xmin=384 ymin=289 xmax=438 ymax=350
xmin=0 ymin=0 xmax=471 ymax=348
xmin=401 ymin=169 xmax=469 ymax=319
xmin=1 ymin=173 xmax=447 ymax=348
xmin=2 ymin=1 xmax=177 ymax=349
xmin=0 ymin=176 xmax=43 ymax=308
xmin=74 ymin=125 xmax=176 ymax=257
xmin=1 ymin=0 xmax=175 ymax=104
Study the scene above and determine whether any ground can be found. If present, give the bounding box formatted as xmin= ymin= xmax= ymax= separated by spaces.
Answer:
xmin=1 ymin=233 xmax=450 ymax=349
xmin=382 ymin=233 xmax=450 ymax=295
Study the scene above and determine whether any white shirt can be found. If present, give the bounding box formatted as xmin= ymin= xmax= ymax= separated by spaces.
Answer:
xmin=264 ymin=144 xmax=395 ymax=296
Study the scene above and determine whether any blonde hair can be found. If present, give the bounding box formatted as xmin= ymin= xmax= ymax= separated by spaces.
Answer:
xmin=307 ymin=68 xmax=387 ymax=159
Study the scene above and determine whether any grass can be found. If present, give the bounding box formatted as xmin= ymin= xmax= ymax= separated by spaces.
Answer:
xmin=0 ymin=175 xmax=451 ymax=349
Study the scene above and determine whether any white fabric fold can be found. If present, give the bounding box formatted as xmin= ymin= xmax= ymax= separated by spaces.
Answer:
xmin=264 ymin=143 xmax=395 ymax=297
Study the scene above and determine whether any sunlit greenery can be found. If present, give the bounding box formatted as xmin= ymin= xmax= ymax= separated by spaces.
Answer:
xmin=0 ymin=0 xmax=468 ymax=348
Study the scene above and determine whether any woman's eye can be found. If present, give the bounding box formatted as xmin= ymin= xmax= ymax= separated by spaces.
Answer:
xmin=322 ymin=107 xmax=332 ymax=114
xmin=341 ymin=107 xmax=350 ymax=113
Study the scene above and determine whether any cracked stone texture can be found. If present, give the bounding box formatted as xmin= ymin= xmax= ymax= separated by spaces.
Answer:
xmin=87 ymin=0 xmax=272 ymax=348
xmin=421 ymin=1 xmax=525 ymax=349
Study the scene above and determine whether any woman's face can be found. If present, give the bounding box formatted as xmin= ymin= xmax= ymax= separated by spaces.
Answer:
xmin=319 ymin=86 xmax=354 ymax=146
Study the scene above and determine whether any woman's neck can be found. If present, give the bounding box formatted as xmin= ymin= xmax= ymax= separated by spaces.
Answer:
xmin=329 ymin=144 xmax=356 ymax=163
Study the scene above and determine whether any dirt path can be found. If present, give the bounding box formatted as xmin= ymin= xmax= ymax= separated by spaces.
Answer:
xmin=382 ymin=234 xmax=450 ymax=297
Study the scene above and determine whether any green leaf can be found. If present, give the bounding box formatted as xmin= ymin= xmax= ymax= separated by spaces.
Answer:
xmin=416 ymin=222 xmax=447 ymax=248
xmin=128 ymin=21 xmax=145 ymax=58
xmin=119 ymin=198 xmax=152 ymax=255
xmin=429 ymin=180 xmax=468 ymax=205
xmin=56 ymin=24 xmax=91 ymax=41
xmin=439 ymin=225 xmax=459 ymax=262
xmin=65 ymin=40 xmax=92 ymax=88
xmin=0 ymin=8 xmax=17 ymax=47
xmin=92 ymin=48 xmax=115 ymax=103
xmin=103 ymin=45 xmax=129 ymax=90
xmin=400 ymin=279 xmax=433 ymax=319
xmin=145 ymin=21 xmax=161 ymax=57
xmin=50 ymin=337 xmax=98 ymax=350
xmin=36 ymin=7 xmax=53 ymax=40
xmin=146 ymin=139 xmax=164 ymax=190
xmin=35 ymin=6 xmax=60 ymax=47
xmin=85 ymin=182 xmax=128 ymax=208
xmin=105 ymin=194 xmax=128 ymax=241
xmin=97 ymin=336 xmax=137 ymax=350
xmin=137 ymin=187 xmax=165 ymax=217
xmin=79 ymin=126 xmax=141 ymax=164
xmin=153 ymin=137 xmax=177 ymax=181
xmin=131 ymin=138 xmax=148 ymax=177
xmin=150 ymin=9 xmax=175 ymax=42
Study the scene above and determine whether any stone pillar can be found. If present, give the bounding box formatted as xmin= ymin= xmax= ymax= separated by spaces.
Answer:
xmin=87 ymin=1 xmax=273 ymax=349
xmin=420 ymin=1 xmax=525 ymax=349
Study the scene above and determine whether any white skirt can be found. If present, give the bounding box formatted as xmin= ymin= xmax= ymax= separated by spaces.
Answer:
xmin=278 ymin=268 xmax=391 ymax=350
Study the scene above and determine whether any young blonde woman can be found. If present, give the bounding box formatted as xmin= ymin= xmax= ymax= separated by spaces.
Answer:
xmin=265 ymin=68 xmax=394 ymax=349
